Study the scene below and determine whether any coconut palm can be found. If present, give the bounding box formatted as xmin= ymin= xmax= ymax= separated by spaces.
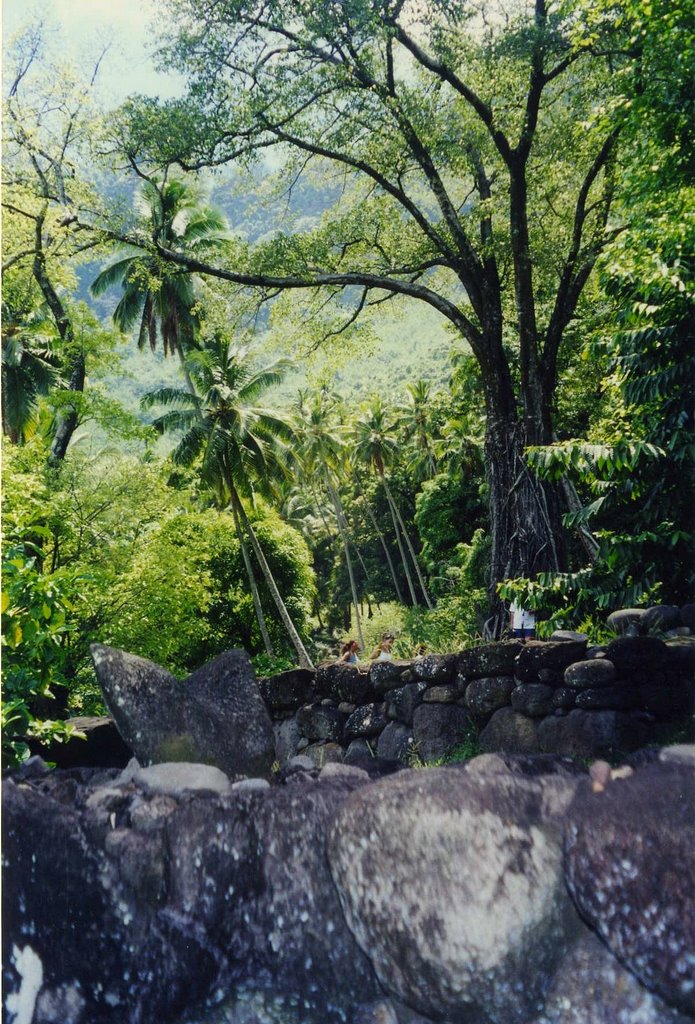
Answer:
xmin=142 ymin=335 xmax=313 ymax=668
xmin=91 ymin=178 xmax=226 ymax=362
xmin=1 ymin=302 xmax=62 ymax=444
xmin=399 ymin=379 xmax=439 ymax=482
xmin=295 ymin=390 xmax=366 ymax=649
xmin=352 ymin=398 xmax=433 ymax=609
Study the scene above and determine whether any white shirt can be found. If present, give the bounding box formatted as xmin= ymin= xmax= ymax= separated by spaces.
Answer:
xmin=510 ymin=601 xmax=536 ymax=630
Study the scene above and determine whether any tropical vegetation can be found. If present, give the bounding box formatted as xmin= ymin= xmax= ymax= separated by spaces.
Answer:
xmin=1 ymin=0 xmax=692 ymax=764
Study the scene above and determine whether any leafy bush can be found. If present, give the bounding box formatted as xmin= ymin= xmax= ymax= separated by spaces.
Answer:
xmin=1 ymin=539 xmax=86 ymax=766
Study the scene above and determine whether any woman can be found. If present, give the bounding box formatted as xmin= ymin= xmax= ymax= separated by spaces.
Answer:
xmin=339 ymin=639 xmax=360 ymax=664
xmin=369 ymin=632 xmax=395 ymax=661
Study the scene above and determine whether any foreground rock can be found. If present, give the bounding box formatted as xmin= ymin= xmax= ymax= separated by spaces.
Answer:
xmin=327 ymin=763 xmax=582 ymax=1024
xmin=564 ymin=760 xmax=695 ymax=1015
xmin=91 ymin=645 xmax=275 ymax=779
xmin=4 ymin=751 xmax=693 ymax=1024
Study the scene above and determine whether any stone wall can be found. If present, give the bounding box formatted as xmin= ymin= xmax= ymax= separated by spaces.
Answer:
xmin=262 ymin=627 xmax=695 ymax=767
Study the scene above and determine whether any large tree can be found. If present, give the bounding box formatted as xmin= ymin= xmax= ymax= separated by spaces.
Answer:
xmin=101 ymin=0 xmax=626 ymax=629
xmin=2 ymin=25 xmax=107 ymax=463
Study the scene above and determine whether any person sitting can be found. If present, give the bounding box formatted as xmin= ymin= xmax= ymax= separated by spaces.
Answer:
xmin=509 ymin=600 xmax=536 ymax=641
xmin=339 ymin=639 xmax=360 ymax=664
xmin=369 ymin=632 xmax=395 ymax=661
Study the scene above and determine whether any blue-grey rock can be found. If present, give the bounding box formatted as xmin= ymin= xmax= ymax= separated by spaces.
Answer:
xmin=384 ymin=682 xmax=427 ymax=725
xmin=296 ymin=703 xmax=346 ymax=742
xmin=607 ymin=608 xmax=647 ymax=635
xmin=457 ymin=641 xmax=524 ymax=679
xmin=479 ymin=707 xmax=540 ymax=754
xmin=344 ymin=703 xmax=388 ymax=740
xmin=643 ymin=605 xmax=682 ymax=633
xmin=464 ymin=676 xmax=515 ymax=719
xmin=412 ymin=703 xmax=472 ymax=762
xmin=410 ymin=653 xmax=457 ymax=682
xmin=259 ymin=667 xmax=315 ymax=710
xmin=376 ymin=722 xmax=414 ymax=763
xmin=564 ymin=762 xmax=695 ymax=1015
xmin=538 ymin=709 xmax=649 ymax=758
xmin=564 ymin=659 xmax=617 ymax=689
xmin=511 ymin=683 xmax=556 ymax=717
xmin=515 ymin=640 xmax=588 ymax=683
xmin=90 ymin=645 xmax=275 ymax=780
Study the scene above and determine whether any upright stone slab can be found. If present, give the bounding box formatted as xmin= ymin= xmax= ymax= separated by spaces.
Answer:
xmin=91 ymin=645 xmax=275 ymax=779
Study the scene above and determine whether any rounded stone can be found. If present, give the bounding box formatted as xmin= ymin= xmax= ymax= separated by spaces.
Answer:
xmin=606 ymin=608 xmax=647 ymax=635
xmin=564 ymin=659 xmax=616 ymax=689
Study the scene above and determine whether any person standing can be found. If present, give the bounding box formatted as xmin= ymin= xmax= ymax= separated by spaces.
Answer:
xmin=509 ymin=601 xmax=536 ymax=640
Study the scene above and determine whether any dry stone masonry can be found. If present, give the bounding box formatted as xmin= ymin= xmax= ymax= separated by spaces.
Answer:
xmin=4 ymin=607 xmax=694 ymax=1023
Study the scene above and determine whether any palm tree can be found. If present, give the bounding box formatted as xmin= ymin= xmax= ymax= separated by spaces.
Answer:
xmin=1 ymin=303 xmax=62 ymax=444
xmin=399 ymin=379 xmax=439 ymax=482
xmin=352 ymin=398 xmax=433 ymax=609
xmin=295 ymin=390 xmax=365 ymax=650
xmin=142 ymin=335 xmax=314 ymax=668
xmin=91 ymin=178 xmax=226 ymax=364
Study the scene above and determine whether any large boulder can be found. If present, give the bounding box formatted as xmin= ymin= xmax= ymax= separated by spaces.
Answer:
xmin=296 ymin=703 xmax=346 ymax=742
xmin=514 ymin=640 xmax=588 ymax=683
xmin=410 ymin=653 xmax=457 ymax=683
xmin=412 ymin=703 xmax=472 ymax=762
xmin=344 ymin=703 xmax=389 ymax=740
xmin=643 ymin=604 xmax=682 ymax=633
xmin=606 ymin=607 xmax=647 ymax=635
xmin=3 ymin=768 xmax=382 ymax=1024
xmin=478 ymin=707 xmax=540 ymax=754
xmin=327 ymin=765 xmax=582 ymax=1024
xmin=273 ymin=716 xmax=301 ymax=767
xmin=457 ymin=641 xmax=524 ymax=679
xmin=369 ymin=660 xmax=412 ymax=696
xmin=376 ymin=722 xmax=414 ymax=763
xmin=91 ymin=645 xmax=275 ymax=780
xmin=564 ymin=763 xmax=695 ymax=1015
xmin=574 ymin=686 xmax=638 ymax=711
xmin=538 ymin=709 xmax=649 ymax=759
xmin=258 ymin=667 xmax=315 ymax=711
xmin=564 ymin=659 xmax=617 ymax=689
xmin=665 ymin=637 xmax=695 ymax=677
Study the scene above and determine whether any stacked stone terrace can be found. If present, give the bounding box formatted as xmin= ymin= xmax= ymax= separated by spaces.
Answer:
xmin=263 ymin=604 xmax=695 ymax=767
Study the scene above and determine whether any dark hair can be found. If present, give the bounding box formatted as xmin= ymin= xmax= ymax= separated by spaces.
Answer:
xmin=341 ymin=640 xmax=356 ymax=655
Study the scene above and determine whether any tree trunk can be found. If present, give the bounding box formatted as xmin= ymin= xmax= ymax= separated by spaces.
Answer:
xmin=233 ymin=491 xmax=314 ymax=669
xmin=383 ymin=477 xmax=433 ymax=610
xmin=382 ymin=478 xmax=419 ymax=606
xmin=357 ymin=485 xmax=404 ymax=603
xmin=327 ymin=480 xmax=364 ymax=650
xmin=484 ymin=405 xmax=563 ymax=636
xmin=229 ymin=500 xmax=275 ymax=657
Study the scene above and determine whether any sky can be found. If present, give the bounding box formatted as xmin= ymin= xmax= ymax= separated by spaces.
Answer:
xmin=2 ymin=0 xmax=183 ymax=105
